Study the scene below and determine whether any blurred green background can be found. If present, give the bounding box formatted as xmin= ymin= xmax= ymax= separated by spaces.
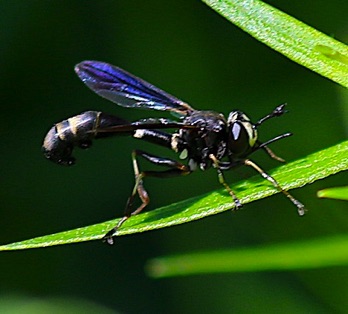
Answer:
xmin=1 ymin=1 xmax=347 ymax=313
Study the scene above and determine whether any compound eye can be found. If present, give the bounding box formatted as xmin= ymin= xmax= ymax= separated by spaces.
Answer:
xmin=231 ymin=122 xmax=242 ymax=141
xmin=227 ymin=111 xmax=258 ymax=157
xmin=229 ymin=122 xmax=250 ymax=156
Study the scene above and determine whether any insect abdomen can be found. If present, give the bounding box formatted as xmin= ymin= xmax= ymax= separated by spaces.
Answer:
xmin=42 ymin=111 xmax=129 ymax=166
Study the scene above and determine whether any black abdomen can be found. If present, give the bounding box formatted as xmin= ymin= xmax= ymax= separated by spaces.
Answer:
xmin=42 ymin=111 xmax=129 ymax=165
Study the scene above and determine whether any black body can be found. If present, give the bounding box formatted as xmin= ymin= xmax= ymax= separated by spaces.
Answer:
xmin=42 ymin=61 xmax=305 ymax=244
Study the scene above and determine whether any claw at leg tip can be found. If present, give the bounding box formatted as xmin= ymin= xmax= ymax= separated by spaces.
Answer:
xmin=102 ymin=235 xmax=115 ymax=245
xmin=297 ymin=205 xmax=307 ymax=216
xmin=102 ymin=229 xmax=117 ymax=245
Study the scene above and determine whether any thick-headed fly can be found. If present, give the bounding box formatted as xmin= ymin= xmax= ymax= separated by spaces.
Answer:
xmin=43 ymin=61 xmax=306 ymax=244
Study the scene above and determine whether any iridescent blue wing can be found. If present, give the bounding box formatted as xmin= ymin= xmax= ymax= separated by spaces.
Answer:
xmin=75 ymin=61 xmax=194 ymax=116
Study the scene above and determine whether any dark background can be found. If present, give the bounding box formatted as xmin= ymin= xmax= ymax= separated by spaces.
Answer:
xmin=1 ymin=1 xmax=347 ymax=313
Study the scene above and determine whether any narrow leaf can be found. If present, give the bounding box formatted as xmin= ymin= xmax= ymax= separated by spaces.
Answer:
xmin=317 ymin=186 xmax=348 ymax=201
xmin=202 ymin=0 xmax=348 ymax=88
xmin=0 ymin=141 xmax=347 ymax=251
xmin=146 ymin=235 xmax=348 ymax=278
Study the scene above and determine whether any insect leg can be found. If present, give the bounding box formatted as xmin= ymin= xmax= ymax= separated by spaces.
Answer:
xmin=261 ymin=145 xmax=285 ymax=163
xmin=244 ymin=159 xmax=306 ymax=216
xmin=103 ymin=150 xmax=191 ymax=244
xmin=209 ymin=154 xmax=242 ymax=209
xmin=254 ymin=133 xmax=293 ymax=163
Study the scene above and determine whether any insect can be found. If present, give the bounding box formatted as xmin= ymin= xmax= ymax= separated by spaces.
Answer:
xmin=42 ymin=60 xmax=306 ymax=244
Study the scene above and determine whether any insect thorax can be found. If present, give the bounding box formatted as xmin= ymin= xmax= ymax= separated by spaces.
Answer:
xmin=175 ymin=110 xmax=228 ymax=171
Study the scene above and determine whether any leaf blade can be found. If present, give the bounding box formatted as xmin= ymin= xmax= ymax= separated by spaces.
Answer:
xmin=146 ymin=235 xmax=348 ymax=278
xmin=317 ymin=186 xmax=348 ymax=201
xmin=0 ymin=141 xmax=346 ymax=251
xmin=202 ymin=0 xmax=348 ymax=88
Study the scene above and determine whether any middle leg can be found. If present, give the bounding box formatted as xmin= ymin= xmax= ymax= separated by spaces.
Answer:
xmin=209 ymin=154 xmax=243 ymax=209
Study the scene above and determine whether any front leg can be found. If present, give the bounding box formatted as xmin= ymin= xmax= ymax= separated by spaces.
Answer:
xmin=209 ymin=154 xmax=243 ymax=210
xmin=103 ymin=150 xmax=191 ymax=244
xmin=243 ymin=159 xmax=306 ymax=216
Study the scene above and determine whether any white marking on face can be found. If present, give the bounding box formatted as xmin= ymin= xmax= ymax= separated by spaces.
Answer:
xmin=244 ymin=123 xmax=257 ymax=147
xmin=227 ymin=111 xmax=238 ymax=124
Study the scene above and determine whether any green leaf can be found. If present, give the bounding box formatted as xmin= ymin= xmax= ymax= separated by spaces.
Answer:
xmin=0 ymin=141 xmax=347 ymax=251
xmin=317 ymin=186 xmax=348 ymax=201
xmin=202 ymin=0 xmax=348 ymax=88
xmin=146 ymin=235 xmax=348 ymax=278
